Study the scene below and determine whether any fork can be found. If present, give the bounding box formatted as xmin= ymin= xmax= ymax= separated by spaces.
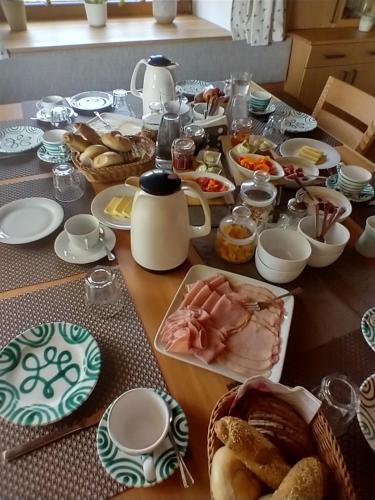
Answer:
xmin=243 ymin=287 xmax=302 ymax=311
xmin=94 ymin=111 xmax=111 ymax=128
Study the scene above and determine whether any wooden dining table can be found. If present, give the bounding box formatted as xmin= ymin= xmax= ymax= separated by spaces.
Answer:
xmin=0 ymin=94 xmax=375 ymax=500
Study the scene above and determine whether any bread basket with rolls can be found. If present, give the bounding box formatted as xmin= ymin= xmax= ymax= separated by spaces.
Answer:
xmin=208 ymin=382 xmax=355 ymax=500
xmin=64 ymin=123 xmax=155 ymax=183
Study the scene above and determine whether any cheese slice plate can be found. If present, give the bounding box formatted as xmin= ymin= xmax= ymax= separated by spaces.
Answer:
xmin=279 ymin=138 xmax=341 ymax=170
xmin=91 ymin=184 xmax=136 ymax=230
xmin=154 ymin=264 xmax=294 ymax=383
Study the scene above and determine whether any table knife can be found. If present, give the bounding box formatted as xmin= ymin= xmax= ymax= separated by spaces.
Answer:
xmin=3 ymin=407 xmax=106 ymax=462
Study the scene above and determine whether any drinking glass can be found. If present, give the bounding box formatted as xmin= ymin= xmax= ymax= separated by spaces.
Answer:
xmin=262 ymin=114 xmax=286 ymax=144
xmin=313 ymin=373 xmax=359 ymax=436
xmin=156 ymin=112 xmax=181 ymax=169
xmin=52 ymin=163 xmax=84 ymax=203
xmin=230 ymin=71 xmax=252 ymax=97
xmin=226 ymin=96 xmax=249 ymax=132
xmin=84 ymin=267 xmax=124 ymax=318
xmin=112 ymin=89 xmax=130 ymax=113
xmin=50 ymin=106 xmax=72 ymax=127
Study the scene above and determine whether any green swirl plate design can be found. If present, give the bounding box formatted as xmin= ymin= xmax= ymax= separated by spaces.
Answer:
xmin=357 ymin=374 xmax=375 ymax=451
xmin=0 ymin=322 xmax=101 ymax=426
xmin=97 ymin=389 xmax=189 ymax=488
xmin=0 ymin=126 xmax=44 ymax=153
xmin=361 ymin=308 xmax=375 ymax=352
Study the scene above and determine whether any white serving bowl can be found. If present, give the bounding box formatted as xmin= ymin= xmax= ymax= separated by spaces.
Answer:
xmin=255 ymin=248 xmax=305 ymax=284
xmin=192 ymin=102 xmax=224 ymax=121
xmin=276 ymin=156 xmax=319 ymax=187
xmin=228 ymin=151 xmax=285 ymax=182
xmin=296 ymin=186 xmax=352 ymax=222
xmin=258 ymin=228 xmax=311 ymax=272
xmin=176 ymin=171 xmax=235 ymax=199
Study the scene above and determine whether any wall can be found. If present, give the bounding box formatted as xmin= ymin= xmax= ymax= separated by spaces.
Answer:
xmin=192 ymin=0 xmax=232 ymax=30
xmin=0 ymin=38 xmax=291 ymax=104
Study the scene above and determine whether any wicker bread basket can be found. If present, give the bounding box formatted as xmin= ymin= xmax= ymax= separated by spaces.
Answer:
xmin=71 ymin=135 xmax=155 ymax=183
xmin=207 ymin=388 xmax=356 ymax=500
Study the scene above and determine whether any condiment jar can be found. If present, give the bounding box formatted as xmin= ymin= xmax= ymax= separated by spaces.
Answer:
xmin=171 ymin=137 xmax=196 ymax=172
xmin=142 ymin=101 xmax=163 ymax=142
xmin=215 ymin=205 xmax=257 ymax=263
xmin=239 ymin=170 xmax=277 ymax=227
xmin=183 ymin=124 xmax=206 ymax=153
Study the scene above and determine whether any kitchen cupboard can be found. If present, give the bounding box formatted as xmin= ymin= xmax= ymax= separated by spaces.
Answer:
xmin=287 ymin=0 xmax=363 ymax=29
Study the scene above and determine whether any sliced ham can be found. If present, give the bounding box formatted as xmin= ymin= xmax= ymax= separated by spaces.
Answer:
xmin=210 ymin=294 xmax=250 ymax=335
xmin=201 ymin=290 xmax=222 ymax=313
xmin=180 ymin=281 xmax=206 ymax=308
xmin=228 ymin=283 xmax=276 ymax=305
xmin=189 ymin=284 xmax=212 ymax=308
xmin=226 ymin=320 xmax=277 ymax=360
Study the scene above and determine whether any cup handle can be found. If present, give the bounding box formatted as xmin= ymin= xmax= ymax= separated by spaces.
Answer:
xmin=124 ymin=176 xmax=140 ymax=193
xmin=141 ymin=454 xmax=156 ymax=483
xmin=84 ymin=238 xmax=90 ymax=250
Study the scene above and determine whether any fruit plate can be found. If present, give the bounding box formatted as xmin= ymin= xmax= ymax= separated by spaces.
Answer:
xmin=228 ymin=150 xmax=285 ymax=182
xmin=154 ymin=264 xmax=294 ymax=383
xmin=176 ymin=171 xmax=236 ymax=200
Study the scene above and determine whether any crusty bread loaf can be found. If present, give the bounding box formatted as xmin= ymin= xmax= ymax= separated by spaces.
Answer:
xmin=74 ymin=122 xmax=102 ymax=145
xmin=101 ymin=132 xmax=132 ymax=153
xmin=271 ymin=457 xmax=327 ymax=500
xmin=92 ymin=151 xmax=124 ymax=169
xmin=63 ymin=133 xmax=91 ymax=153
xmin=210 ymin=446 xmax=262 ymax=500
xmin=214 ymin=416 xmax=290 ymax=490
xmin=79 ymin=145 xmax=109 ymax=166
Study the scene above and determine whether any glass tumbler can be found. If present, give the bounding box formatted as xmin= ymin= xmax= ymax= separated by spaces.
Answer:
xmin=52 ymin=163 xmax=84 ymax=203
xmin=156 ymin=112 xmax=181 ymax=168
xmin=84 ymin=267 xmax=124 ymax=318
xmin=112 ymin=89 xmax=130 ymax=113
xmin=313 ymin=373 xmax=359 ymax=437
xmin=50 ymin=106 xmax=72 ymax=127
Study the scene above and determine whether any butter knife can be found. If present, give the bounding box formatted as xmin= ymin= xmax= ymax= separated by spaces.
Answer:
xmin=3 ymin=407 xmax=106 ymax=462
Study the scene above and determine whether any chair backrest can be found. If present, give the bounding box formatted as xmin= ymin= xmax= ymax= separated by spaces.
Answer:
xmin=312 ymin=76 xmax=375 ymax=155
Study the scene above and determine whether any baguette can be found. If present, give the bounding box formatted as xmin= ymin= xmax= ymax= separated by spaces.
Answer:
xmin=101 ymin=132 xmax=132 ymax=153
xmin=74 ymin=122 xmax=102 ymax=145
xmin=214 ymin=416 xmax=290 ymax=490
xmin=79 ymin=145 xmax=109 ymax=166
xmin=92 ymin=151 xmax=124 ymax=169
xmin=63 ymin=133 xmax=91 ymax=153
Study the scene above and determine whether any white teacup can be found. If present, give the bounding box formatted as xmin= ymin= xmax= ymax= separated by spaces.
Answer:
xmin=36 ymin=95 xmax=65 ymax=118
xmin=355 ymin=215 xmax=375 ymax=258
xmin=107 ymin=388 xmax=170 ymax=483
xmin=64 ymin=214 xmax=99 ymax=251
xmin=338 ymin=165 xmax=372 ymax=196
xmin=42 ymin=129 xmax=69 ymax=156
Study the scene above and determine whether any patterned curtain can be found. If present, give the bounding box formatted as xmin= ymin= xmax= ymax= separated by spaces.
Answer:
xmin=231 ymin=0 xmax=285 ymax=46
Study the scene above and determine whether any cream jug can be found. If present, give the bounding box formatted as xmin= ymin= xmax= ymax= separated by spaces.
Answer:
xmin=130 ymin=55 xmax=178 ymax=116
xmin=129 ymin=170 xmax=211 ymax=271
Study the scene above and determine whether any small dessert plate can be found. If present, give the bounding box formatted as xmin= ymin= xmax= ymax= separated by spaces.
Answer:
xmin=0 ymin=126 xmax=44 ymax=154
xmin=37 ymin=145 xmax=71 ymax=164
xmin=326 ymin=174 xmax=374 ymax=203
xmin=248 ymin=103 xmax=276 ymax=116
xmin=357 ymin=373 xmax=375 ymax=451
xmin=177 ymin=80 xmax=211 ymax=98
xmin=69 ymin=91 xmax=113 ymax=113
xmin=97 ymin=389 xmax=188 ymax=488
xmin=282 ymin=111 xmax=317 ymax=133
xmin=361 ymin=307 xmax=375 ymax=352
xmin=54 ymin=225 xmax=116 ymax=264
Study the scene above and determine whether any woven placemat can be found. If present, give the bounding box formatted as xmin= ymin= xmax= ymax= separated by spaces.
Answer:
xmin=0 ymin=272 xmax=166 ymax=499
xmin=0 ymin=177 xmax=97 ymax=292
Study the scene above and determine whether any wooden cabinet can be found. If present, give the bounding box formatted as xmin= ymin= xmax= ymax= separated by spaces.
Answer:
xmin=284 ymin=27 xmax=375 ymax=110
xmin=287 ymin=0 xmax=363 ymax=30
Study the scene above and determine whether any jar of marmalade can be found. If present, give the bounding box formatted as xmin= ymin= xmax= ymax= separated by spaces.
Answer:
xmin=171 ymin=137 xmax=195 ymax=172
xmin=231 ymin=117 xmax=253 ymax=147
xmin=239 ymin=170 xmax=277 ymax=228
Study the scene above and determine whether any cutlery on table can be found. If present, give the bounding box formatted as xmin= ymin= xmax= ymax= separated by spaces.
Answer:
xmin=99 ymin=225 xmax=116 ymax=261
xmin=294 ymin=176 xmax=317 ymax=203
xmin=94 ymin=111 xmax=111 ymax=128
xmin=168 ymin=411 xmax=194 ymax=488
xmin=3 ymin=407 xmax=105 ymax=462
xmin=243 ymin=287 xmax=303 ymax=312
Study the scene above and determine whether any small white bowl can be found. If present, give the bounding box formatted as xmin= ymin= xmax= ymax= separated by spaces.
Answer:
xmin=193 ymin=102 xmax=224 ymax=121
xmin=258 ymin=228 xmax=311 ymax=272
xmin=255 ymin=248 xmax=305 ymax=284
xmin=276 ymin=156 xmax=319 ymax=188
xmin=177 ymin=171 xmax=235 ymax=199
xmin=229 ymin=151 xmax=285 ymax=182
xmin=163 ymin=101 xmax=191 ymax=126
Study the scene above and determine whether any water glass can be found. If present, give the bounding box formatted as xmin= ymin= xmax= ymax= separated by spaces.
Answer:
xmin=84 ymin=267 xmax=124 ymax=318
xmin=52 ymin=163 xmax=84 ymax=203
xmin=112 ymin=89 xmax=129 ymax=112
xmin=50 ymin=105 xmax=72 ymax=127
xmin=156 ymin=112 xmax=181 ymax=167
xmin=227 ymin=96 xmax=249 ymax=132
xmin=230 ymin=71 xmax=252 ymax=96
xmin=262 ymin=114 xmax=286 ymax=144
xmin=313 ymin=373 xmax=359 ymax=436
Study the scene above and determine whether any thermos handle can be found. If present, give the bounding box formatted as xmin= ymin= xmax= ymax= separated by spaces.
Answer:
xmin=181 ymin=181 xmax=211 ymax=239
xmin=130 ymin=59 xmax=147 ymax=99
xmin=124 ymin=176 xmax=140 ymax=193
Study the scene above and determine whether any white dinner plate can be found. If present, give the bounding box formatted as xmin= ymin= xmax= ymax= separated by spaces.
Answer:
xmin=0 ymin=198 xmax=64 ymax=244
xmin=0 ymin=126 xmax=44 ymax=154
xmin=86 ymin=113 xmax=142 ymax=135
xmin=296 ymin=186 xmax=352 ymax=221
xmin=357 ymin=374 xmax=375 ymax=452
xmin=282 ymin=111 xmax=318 ymax=133
xmin=280 ymin=138 xmax=341 ymax=170
xmin=154 ymin=264 xmax=294 ymax=383
xmin=91 ymin=185 xmax=136 ymax=230
xmin=69 ymin=91 xmax=113 ymax=112
xmin=228 ymin=150 xmax=285 ymax=182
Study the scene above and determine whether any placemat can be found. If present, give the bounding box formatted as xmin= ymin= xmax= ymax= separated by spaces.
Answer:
xmin=0 ymin=272 xmax=166 ymax=499
xmin=0 ymin=177 xmax=97 ymax=292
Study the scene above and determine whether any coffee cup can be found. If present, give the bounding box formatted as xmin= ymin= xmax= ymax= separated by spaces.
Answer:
xmin=64 ymin=214 xmax=99 ymax=250
xmin=36 ymin=95 xmax=65 ymax=118
xmin=107 ymin=388 xmax=170 ymax=483
xmin=355 ymin=215 xmax=375 ymax=258
xmin=42 ymin=129 xmax=69 ymax=157
xmin=249 ymin=90 xmax=272 ymax=112
xmin=338 ymin=165 xmax=372 ymax=196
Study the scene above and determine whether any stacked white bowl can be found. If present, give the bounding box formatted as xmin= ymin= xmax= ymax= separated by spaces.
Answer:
xmin=338 ymin=165 xmax=372 ymax=197
xmin=297 ymin=215 xmax=350 ymax=268
xmin=255 ymin=228 xmax=311 ymax=284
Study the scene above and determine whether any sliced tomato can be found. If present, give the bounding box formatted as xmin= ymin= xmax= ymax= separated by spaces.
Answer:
xmin=195 ymin=177 xmax=227 ymax=192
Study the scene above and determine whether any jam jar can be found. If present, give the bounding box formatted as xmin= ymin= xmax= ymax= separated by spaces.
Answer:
xmin=171 ymin=137 xmax=196 ymax=172
xmin=239 ymin=170 xmax=277 ymax=227
xmin=183 ymin=124 xmax=206 ymax=153
xmin=215 ymin=205 xmax=257 ymax=263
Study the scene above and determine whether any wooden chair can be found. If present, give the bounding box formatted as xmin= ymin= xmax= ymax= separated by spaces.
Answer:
xmin=312 ymin=76 xmax=375 ymax=155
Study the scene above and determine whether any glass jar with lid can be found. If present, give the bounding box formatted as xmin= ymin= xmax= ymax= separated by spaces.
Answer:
xmin=171 ymin=137 xmax=196 ymax=172
xmin=239 ymin=170 xmax=277 ymax=227
xmin=215 ymin=205 xmax=257 ymax=264
xmin=183 ymin=124 xmax=206 ymax=153
xmin=286 ymin=195 xmax=308 ymax=229
xmin=142 ymin=101 xmax=163 ymax=142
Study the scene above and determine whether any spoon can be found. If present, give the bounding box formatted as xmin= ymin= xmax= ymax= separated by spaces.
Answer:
xmin=168 ymin=412 xmax=194 ymax=488
xmin=99 ymin=226 xmax=116 ymax=262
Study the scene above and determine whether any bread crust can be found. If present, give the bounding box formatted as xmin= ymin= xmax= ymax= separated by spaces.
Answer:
xmin=101 ymin=132 xmax=132 ymax=153
xmin=63 ymin=133 xmax=91 ymax=153
xmin=74 ymin=123 xmax=102 ymax=145
xmin=92 ymin=151 xmax=124 ymax=168
xmin=79 ymin=145 xmax=109 ymax=166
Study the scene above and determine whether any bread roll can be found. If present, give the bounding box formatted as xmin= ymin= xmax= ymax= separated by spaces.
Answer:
xmin=63 ymin=133 xmax=91 ymax=153
xmin=101 ymin=132 xmax=132 ymax=153
xmin=271 ymin=457 xmax=327 ymax=500
xmin=214 ymin=416 xmax=290 ymax=490
xmin=210 ymin=446 xmax=262 ymax=500
xmin=74 ymin=122 xmax=102 ymax=145
xmin=79 ymin=145 xmax=109 ymax=166
xmin=92 ymin=151 xmax=124 ymax=169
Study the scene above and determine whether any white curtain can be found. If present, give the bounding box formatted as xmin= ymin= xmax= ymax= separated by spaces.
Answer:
xmin=231 ymin=0 xmax=285 ymax=46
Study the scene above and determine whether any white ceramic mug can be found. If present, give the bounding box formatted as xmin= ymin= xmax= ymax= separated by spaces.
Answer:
xmin=42 ymin=129 xmax=68 ymax=156
xmin=64 ymin=214 xmax=99 ymax=250
xmin=107 ymin=388 xmax=170 ymax=482
xmin=36 ymin=95 xmax=65 ymax=117
xmin=338 ymin=165 xmax=372 ymax=196
xmin=355 ymin=215 xmax=375 ymax=258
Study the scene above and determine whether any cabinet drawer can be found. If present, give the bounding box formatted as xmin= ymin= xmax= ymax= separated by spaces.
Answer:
xmin=307 ymin=42 xmax=375 ymax=67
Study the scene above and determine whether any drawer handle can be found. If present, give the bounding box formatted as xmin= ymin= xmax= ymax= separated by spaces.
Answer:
xmin=324 ymin=54 xmax=346 ymax=59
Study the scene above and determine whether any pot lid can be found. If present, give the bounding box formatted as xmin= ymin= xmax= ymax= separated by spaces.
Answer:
xmin=147 ymin=55 xmax=173 ymax=67
xmin=140 ymin=169 xmax=181 ymax=196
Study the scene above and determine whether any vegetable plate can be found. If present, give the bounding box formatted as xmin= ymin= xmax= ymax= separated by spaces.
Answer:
xmin=177 ymin=172 xmax=236 ymax=199
xmin=229 ymin=150 xmax=285 ymax=181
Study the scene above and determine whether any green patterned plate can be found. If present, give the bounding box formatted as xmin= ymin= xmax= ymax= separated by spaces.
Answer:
xmin=361 ymin=307 xmax=375 ymax=352
xmin=0 ymin=126 xmax=44 ymax=153
xmin=97 ymin=390 xmax=189 ymax=488
xmin=0 ymin=322 xmax=101 ymax=426
xmin=357 ymin=373 xmax=375 ymax=451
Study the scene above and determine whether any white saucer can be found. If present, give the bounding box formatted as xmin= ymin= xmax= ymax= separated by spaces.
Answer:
xmin=249 ymin=103 xmax=276 ymax=116
xmin=37 ymin=145 xmax=71 ymax=164
xmin=54 ymin=226 xmax=116 ymax=264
